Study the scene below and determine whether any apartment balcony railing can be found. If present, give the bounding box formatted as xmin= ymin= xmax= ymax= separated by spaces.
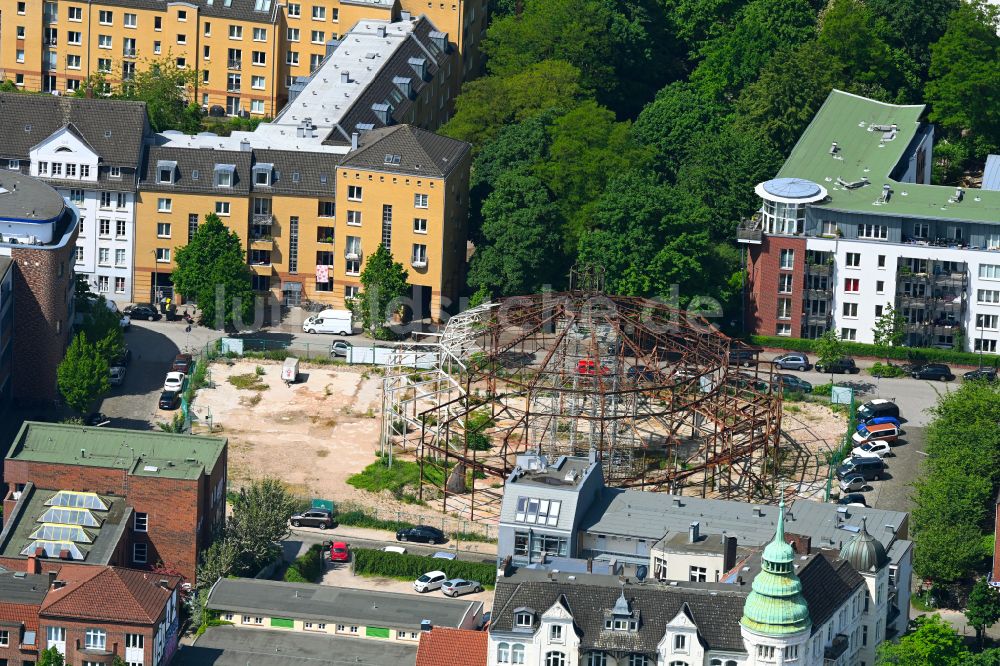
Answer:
xmin=804 ymin=288 xmax=830 ymax=301
xmin=250 ymin=237 xmax=274 ymax=250
xmin=228 ymin=59 xmax=242 ymax=70
xmin=804 ymin=313 xmax=832 ymax=326
xmin=252 ymin=213 xmax=274 ymax=225
xmin=736 ymin=216 xmax=763 ymax=244
xmin=250 ymin=262 xmax=273 ymax=275
xmin=805 ymin=263 xmax=832 ymax=277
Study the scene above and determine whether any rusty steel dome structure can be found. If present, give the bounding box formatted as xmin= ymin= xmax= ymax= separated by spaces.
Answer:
xmin=381 ymin=283 xmax=786 ymax=520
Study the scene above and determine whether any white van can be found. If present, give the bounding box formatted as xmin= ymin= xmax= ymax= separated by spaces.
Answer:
xmin=302 ymin=309 xmax=352 ymax=335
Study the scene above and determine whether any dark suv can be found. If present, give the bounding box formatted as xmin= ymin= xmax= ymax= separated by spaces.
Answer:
xmin=964 ymin=367 xmax=997 ymax=382
xmin=728 ymin=349 xmax=758 ymax=367
xmin=396 ymin=525 xmax=446 ymax=544
xmin=290 ymin=508 xmax=334 ymax=529
xmin=836 ymin=456 xmax=886 ymax=481
xmin=911 ymin=363 xmax=954 ymax=381
xmin=816 ymin=357 xmax=859 ymax=374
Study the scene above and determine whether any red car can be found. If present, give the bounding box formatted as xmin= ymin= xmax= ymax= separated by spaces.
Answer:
xmin=577 ymin=359 xmax=610 ymax=376
xmin=329 ymin=542 xmax=350 ymax=562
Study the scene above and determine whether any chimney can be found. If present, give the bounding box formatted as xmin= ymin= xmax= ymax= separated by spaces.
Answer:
xmin=47 ymin=571 xmax=56 ymax=587
xmin=588 ymin=447 xmax=597 ymax=464
xmin=59 ymin=549 xmax=71 ymax=560
xmin=672 ymin=498 xmax=681 ymax=508
xmin=586 ymin=558 xmax=593 ymax=573
xmin=722 ymin=536 xmax=737 ymax=572
xmin=786 ymin=532 xmax=811 ymax=554
xmin=376 ymin=24 xmax=387 ymax=38
xmin=420 ymin=619 xmax=432 ymax=632
xmin=688 ymin=521 xmax=700 ymax=544
xmin=351 ymin=132 xmax=359 ymax=151
xmin=341 ymin=71 xmax=351 ymax=84
xmin=80 ymin=449 xmax=86 ymax=458
xmin=752 ymin=506 xmax=762 ymax=517
xmin=240 ymin=138 xmax=251 ymax=152
xmin=26 ymin=554 xmax=40 ymax=575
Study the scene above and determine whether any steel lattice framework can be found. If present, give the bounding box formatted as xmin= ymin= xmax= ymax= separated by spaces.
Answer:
xmin=381 ymin=290 xmax=784 ymax=520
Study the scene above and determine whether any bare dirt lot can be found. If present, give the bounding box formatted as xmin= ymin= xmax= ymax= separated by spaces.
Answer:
xmin=192 ymin=359 xmax=385 ymax=503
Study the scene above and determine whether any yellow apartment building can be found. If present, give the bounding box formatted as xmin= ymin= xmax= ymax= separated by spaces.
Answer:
xmin=0 ymin=0 xmax=487 ymax=118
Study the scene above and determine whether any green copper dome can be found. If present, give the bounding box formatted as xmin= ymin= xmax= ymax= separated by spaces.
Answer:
xmin=741 ymin=499 xmax=812 ymax=636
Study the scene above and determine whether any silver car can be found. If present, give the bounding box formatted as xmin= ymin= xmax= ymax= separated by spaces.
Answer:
xmin=440 ymin=578 xmax=483 ymax=597
xmin=773 ymin=353 xmax=811 ymax=371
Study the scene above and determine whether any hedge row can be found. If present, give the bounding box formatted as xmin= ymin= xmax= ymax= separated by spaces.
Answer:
xmin=334 ymin=507 xmax=496 ymax=544
xmin=284 ymin=544 xmax=325 ymax=583
xmin=352 ymin=548 xmax=496 ymax=589
xmin=750 ymin=335 xmax=993 ymax=367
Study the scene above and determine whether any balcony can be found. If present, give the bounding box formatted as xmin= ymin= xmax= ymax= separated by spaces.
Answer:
xmin=252 ymin=213 xmax=274 ymax=225
xmin=250 ymin=236 xmax=273 ymax=250
xmin=805 ymin=289 xmax=830 ymax=301
xmin=805 ymin=262 xmax=832 ymax=277
xmin=410 ymin=257 xmax=428 ymax=269
xmin=43 ymin=38 xmax=57 ymax=47
xmin=228 ymin=59 xmax=242 ymax=70
xmin=250 ymin=262 xmax=273 ymax=275
xmin=736 ymin=217 xmax=763 ymax=244
xmin=804 ymin=313 xmax=831 ymax=326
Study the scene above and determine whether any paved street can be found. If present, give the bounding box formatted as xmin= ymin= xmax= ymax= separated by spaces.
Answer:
xmin=861 ymin=425 xmax=925 ymax=515
xmin=289 ymin=525 xmax=497 ymax=562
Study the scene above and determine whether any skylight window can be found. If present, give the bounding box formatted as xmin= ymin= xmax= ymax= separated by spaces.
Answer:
xmin=45 ymin=491 xmax=109 ymax=511
xmin=38 ymin=508 xmax=102 ymax=528
xmin=29 ymin=524 xmax=94 ymax=543
xmin=20 ymin=541 xmax=84 ymax=560
xmin=384 ymin=154 xmax=401 ymax=166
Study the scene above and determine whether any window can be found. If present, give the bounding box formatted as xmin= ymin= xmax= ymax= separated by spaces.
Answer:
xmin=287 ymin=51 xmax=300 ymax=65
xmin=776 ymin=323 xmax=791 ymax=336
xmin=977 ymin=314 xmax=999 ymax=330
xmin=177 ymin=9 xmax=187 ymax=20
xmin=67 ymin=30 xmax=81 ymax=44
xmin=132 ymin=542 xmax=148 ymax=564
xmin=251 ymin=75 xmax=265 ymax=89
xmin=252 ymin=50 xmax=266 ymax=65
xmin=628 ymin=656 xmax=647 ymax=666
xmin=216 ymin=201 xmax=231 ymax=216
xmin=229 ymin=25 xmax=243 ymax=39
xmin=116 ymin=192 xmax=127 ymax=209
xmin=52 ymin=163 xmax=63 ymax=177
xmin=85 ymin=628 xmax=106 ymax=650
xmin=126 ymin=634 xmax=143 ymax=650
xmin=777 ymin=298 xmax=791 ymax=320
xmin=587 ymin=654 xmax=607 ymax=666
xmin=979 ymin=290 xmax=1000 ymax=304
xmin=688 ymin=567 xmax=706 ymax=583
xmin=287 ymin=27 xmax=300 ymax=41
xmin=841 ymin=328 xmax=857 ymax=341
xmin=98 ymin=219 xmax=111 ymax=237
xmin=316 ymin=201 xmax=336 ymax=218
xmin=876 ymin=280 xmax=885 ymax=294
xmin=157 ymin=198 xmax=172 ymax=212
xmin=124 ymin=12 xmax=136 ymax=27
xmin=550 ymin=625 xmax=563 ymax=641
xmin=156 ymin=248 xmax=171 ymax=263
xmin=846 ymin=252 xmax=860 ymax=268
xmin=38 ymin=162 xmax=49 ymax=175
xmin=345 ymin=285 xmax=359 ymax=299
xmin=347 ymin=211 xmax=362 ymax=226
xmin=545 ymin=652 xmax=565 ymax=666
xmin=347 ymin=186 xmax=362 ymax=201
xmin=913 ymin=222 xmax=930 ymax=239
xmin=97 ymin=248 xmax=110 ymax=266
xmin=67 ymin=54 xmax=82 ymax=69
xmin=843 ymin=302 xmax=858 ymax=318
xmin=514 ymin=497 xmax=562 ymax=525
xmin=975 ymin=339 xmax=998 ymax=353
xmin=980 ymin=264 xmax=1000 ymax=280
xmin=99 ymin=10 xmax=113 ymax=24
xmin=115 ymin=249 xmax=126 ymax=267
xmin=858 ymin=223 xmax=888 ymax=240
xmin=312 ymin=6 xmax=326 ymax=20
xmin=253 ymin=27 xmax=266 ymax=41
xmin=844 ymin=278 xmax=860 ymax=293
xmin=157 ymin=222 xmax=171 ymax=238
xmin=109 ymin=166 xmax=122 ymax=179
xmin=497 ymin=643 xmax=510 ymax=663
xmin=514 ymin=612 xmax=533 ymax=628
xmin=414 ymin=193 xmax=429 ymax=208
xmin=75 ymin=247 xmax=84 ymax=263
xmin=779 ymin=249 xmax=794 ymax=270
xmin=65 ymin=163 xmax=77 ymax=178
xmin=288 ymin=3 xmax=301 ymax=17
xmin=757 ymin=645 xmax=775 ymax=660
xmin=875 ymin=304 xmax=883 ymax=318
xmin=778 ymin=274 xmax=793 ymax=293
xmin=69 ymin=189 xmax=84 ymax=204
xmin=312 ymin=30 xmax=325 ymax=43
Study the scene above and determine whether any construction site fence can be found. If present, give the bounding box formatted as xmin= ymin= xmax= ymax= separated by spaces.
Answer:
xmin=331 ymin=500 xmax=498 ymax=544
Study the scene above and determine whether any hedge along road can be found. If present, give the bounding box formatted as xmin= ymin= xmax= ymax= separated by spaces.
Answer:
xmin=289 ymin=525 xmax=497 ymax=563
xmin=759 ymin=351 xmax=960 ymax=427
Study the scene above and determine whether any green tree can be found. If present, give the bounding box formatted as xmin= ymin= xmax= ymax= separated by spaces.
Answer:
xmin=925 ymin=3 xmax=1000 ymax=144
xmin=0 ymin=80 xmax=17 ymax=93
xmin=876 ymin=614 xmax=968 ymax=665
xmin=467 ymin=170 xmax=565 ymax=297
xmin=815 ymin=330 xmax=845 ymax=380
xmin=112 ymin=657 xmax=128 ymax=666
xmin=352 ymin=244 xmax=410 ymax=340
xmin=116 ymin=57 xmax=197 ymax=132
xmin=967 ymin=578 xmax=1000 ymax=647
xmin=172 ymin=213 xmax=254 ymax=330
xmin=38 ymin=646 xmax=65 ymax=666
xmin=226 ymin=478 xmax=299 ymax=573
xmin=817 ymin=0 xmax=903 ymax=95
xmin=872 ymin=303 xmax=906 ymax=363
xmin=468 ymin=284 xmax=492 ymax=308
xmin=968 ymin=648 xmax=1000 ymax=666
xmin=80 ymin=296 xmax=125 ymax=364
xmin=57 ymin=333 xmax=110 ymax=414
xmin=867 ymin=0 xmax=959 ymax=69
xmin=196 ymin=536 xmax=240 ymax=589
xmin=441 ymin=60 xmax=587 ymax=150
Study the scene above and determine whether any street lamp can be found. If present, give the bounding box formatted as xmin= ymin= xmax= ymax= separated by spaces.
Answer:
xmin=979 ymin=319 xmax=985 ymax=368
xmin=151 ymin=249 xmax=158 ymax=306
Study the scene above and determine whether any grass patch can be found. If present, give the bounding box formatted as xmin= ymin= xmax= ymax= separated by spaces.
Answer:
xmin=228 ymin=373 xmax=269 ymax=391
xmin=868 ymin=362 xmax=908 ymax=378
xmin=347 ymin=456 xmax=448 ymax=498
xmin=352 ymin=548 xmax=495 ymax=588
xmin=239 ymin=393 xmax=263 ymax=407
xmin=284 ymin=543 xmax=325 ymax=583
xmin=333 ymin=504 xmax=496 ymax=543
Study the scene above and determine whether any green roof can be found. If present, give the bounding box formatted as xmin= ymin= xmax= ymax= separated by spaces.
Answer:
xmin=7 ymin=422 xmax=226 ymax=480
xmin=778 ymin=89 xmax=1000 ymax=224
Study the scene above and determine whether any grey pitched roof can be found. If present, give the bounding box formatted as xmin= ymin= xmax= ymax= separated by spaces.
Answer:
xmin=92 ymin=0 xmax=279 ymax=23
xmin=140 ymin=146 xmax=252 ymax=195
xmin=252 ymin=150 xmax=338 ymax=197
xmin=490 ymin=571 xmax=747 ymax=654
xmin=0 ymin=94 xmax=148 ymax=166
xmin=339 ymin=125 xmax=469 ymax=178
xmin=798 ymin=553 xmax=865 ymax=632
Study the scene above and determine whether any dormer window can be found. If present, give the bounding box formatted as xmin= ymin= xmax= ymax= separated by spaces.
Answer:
xmin=214 ymin=164 xmax=235 ymax=187
xmin=513 ymin=608 xmax=535 ymax=629
xmin=384 ymin=154 xmax=401 ymax=166
xmin=253 ymin=163 xmax=273 ymax=186
xmin=156 ymin=160 xmax=177 ymax=184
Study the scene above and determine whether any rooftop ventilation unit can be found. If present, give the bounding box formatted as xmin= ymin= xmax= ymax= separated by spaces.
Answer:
xmin=878 ymin=184 xmax=892 ymax=204
xmin=829 ymin=141 xmax=838 ymax=155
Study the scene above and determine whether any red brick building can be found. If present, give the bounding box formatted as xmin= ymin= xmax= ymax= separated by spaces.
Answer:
xmin=744 ymin=235 xmax=809 ymax=339
xmin=2 ymin=422 xmax=227 ymax=582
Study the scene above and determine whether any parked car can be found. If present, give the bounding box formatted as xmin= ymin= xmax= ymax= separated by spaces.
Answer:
xmin=396 ymin=525 xmax=446 ymax=544
xmin=577 ymin=359 xmax=610 ymax=376
xmin=432 ymin=551 xmax=457 ymax=561
xmin=441 ymin=579 xmax=483 ymax=597
xmin=837 ymin=492 xmax=868 ymax=507
xmin=773 ymin=374 xmax=813 ymax=393
xmin=626 ymin=365 xmax=657 ymax=383
xmin=816 ymin=357 xmax=859 ymax=374
xmin=910 ymin=363 xmax=954 ymax=381
xmin=413 ymin=570 xmax=448 ymax=593
xmin=329 ymin=541 xmax=350 ymax=562
xmin=836 ymin=456 xmax=885 ymax=481
xmin=109 ymin=365 xmax=126 ymax=386
xmin=773 ymin=353 xmax=811 ymax=371
xmin=331 ymin=340 xmax=353 ymax=357
xmin=124 ymin=303 xmax=161 ymax=321
xmin=964 ymin=367 xmax=998 ymax=382
xmin=163 ymin=372 xmax=185 ymax=392
xmin=728 ymin=349 xmax=758 ymax=367
xmin=382 ymin=546 xmax=407 ymax=554
xmin=290 ymin=507 xmax=334 ymax=529
xmin=857 ymin=399 xmax=900 ymax=423
xmin=851 ymin=441 xmax=893 ymax=459
xmin=852 ymin=422 xmax=900 ymax=445
xmin=839 ymin=475 xmax=868 ymax=493
xmin=731 ymin=372 xmax=767 ymax=391
xmin=112 ymin=347 xmax=132 ymax=367
xmin=856 ymin=416 xmax=901 ymax=431
xmin=119 ymin=314 xmax=131 ymax=331
xmin=84 ymin=412 xmax=109 ymax=427
xmin=171 ymin=353 xmax=194 ymax=374
xmin=158 ymin=390 xmax=180 ymax=410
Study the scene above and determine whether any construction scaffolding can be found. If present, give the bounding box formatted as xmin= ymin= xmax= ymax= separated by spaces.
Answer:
xmin=382 ymin=290 xmax=784 ymax=521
